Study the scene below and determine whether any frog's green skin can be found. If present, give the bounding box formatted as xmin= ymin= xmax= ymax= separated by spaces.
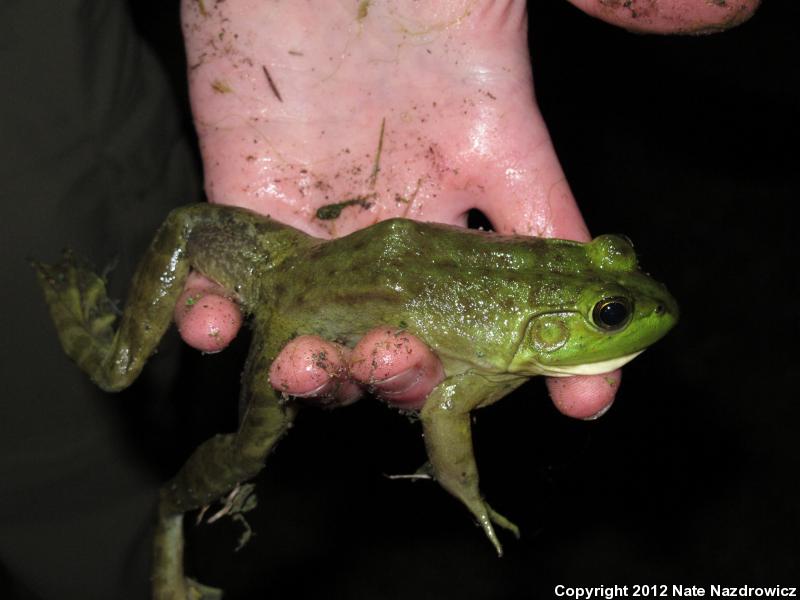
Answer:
xmin=34 ymin=204 xmax=677 ymax=600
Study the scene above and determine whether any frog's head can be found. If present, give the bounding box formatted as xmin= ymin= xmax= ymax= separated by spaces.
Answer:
xmin=508 ymin=234 xmax=678 ymax=377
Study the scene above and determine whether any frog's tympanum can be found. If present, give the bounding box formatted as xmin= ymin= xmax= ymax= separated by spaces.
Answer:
xmin=34 ymin=204 xmax=677 ymax=599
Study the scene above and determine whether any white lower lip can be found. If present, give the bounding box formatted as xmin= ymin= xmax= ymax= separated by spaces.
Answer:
xmin=536 ymin=350 xmax=644 ymax=376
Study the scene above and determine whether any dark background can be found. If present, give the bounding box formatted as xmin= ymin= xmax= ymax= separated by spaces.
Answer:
xmin=5 ymin=0 xmax=799 ymax=597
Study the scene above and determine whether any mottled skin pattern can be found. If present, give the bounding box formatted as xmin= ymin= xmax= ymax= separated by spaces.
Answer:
xmin=34 ymin=204 xmax=677 ymax=599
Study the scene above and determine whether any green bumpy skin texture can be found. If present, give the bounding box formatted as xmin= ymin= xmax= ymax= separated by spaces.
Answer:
xmin=33 ymin=204 xmax=678 ymax=599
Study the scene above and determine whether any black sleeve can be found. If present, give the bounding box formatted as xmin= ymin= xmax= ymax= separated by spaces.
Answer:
xmin=0 ymin=2 xmax=201 ymax=598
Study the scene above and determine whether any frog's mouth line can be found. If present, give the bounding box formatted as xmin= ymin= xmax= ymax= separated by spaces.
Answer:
xmin=534 ymin=350 xmax=644 ymax=377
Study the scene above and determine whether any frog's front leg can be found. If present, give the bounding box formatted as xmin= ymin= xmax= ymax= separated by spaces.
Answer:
xmin=421 ymin=372 xmax=525 ymax=557
xmin=152 ymin=349 xmax=298 ymax=600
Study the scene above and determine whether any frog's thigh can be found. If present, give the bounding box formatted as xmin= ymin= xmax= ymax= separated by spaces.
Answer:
xmin=153 ymin=375 xmax=297 ymax=599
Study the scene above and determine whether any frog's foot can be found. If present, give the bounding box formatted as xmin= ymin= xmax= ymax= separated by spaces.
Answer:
xmin=32 ymin=250 xmax=117 ymax=377
xmin=486 ymin=503 xmax=520 ymax=539
xmin=199 ymin=483 xmax=259 ymax=552
xmin=471 ymin=499 xmax=521 ymax=558
xmin=203 ymin=482 xmax=258 ymax=524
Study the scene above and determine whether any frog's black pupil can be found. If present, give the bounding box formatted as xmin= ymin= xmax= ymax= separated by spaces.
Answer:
xmin=600 ymin=302 xmax=627 ymax=326
xmin=594 ymin=298 xmax=630 ymax=330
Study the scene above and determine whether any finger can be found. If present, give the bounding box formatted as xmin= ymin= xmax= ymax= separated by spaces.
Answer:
xmin=174 ymin=273 xmax=242 ymax=353
xmin=475 ymin=117 xmax=592 ymax=241
xmin=546 ymin=369 xmax=621 ymax=420
xmin=268 ymin=335 xmax=362 ymax=406
xmin=563 ymin=0 xmax=759 ymax=34
xmin=349 ymin=328 xmax=445 ymax=411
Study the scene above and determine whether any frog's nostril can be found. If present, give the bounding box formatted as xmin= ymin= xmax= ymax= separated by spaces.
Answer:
xmin=654 ymin=304 xmax=665 ymax=315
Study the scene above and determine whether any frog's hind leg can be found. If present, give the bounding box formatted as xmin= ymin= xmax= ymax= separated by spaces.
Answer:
xmin=32 ymin=207 xmax=203 ymax=392
xmin=34 ymin=204 xmax=309 ymax=393
xmin=152 ymin=354 xmax=297 ymax=600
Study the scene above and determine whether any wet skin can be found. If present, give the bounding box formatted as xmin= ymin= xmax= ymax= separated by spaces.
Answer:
xmin=35 ymin=203 xmax=677 ymax=599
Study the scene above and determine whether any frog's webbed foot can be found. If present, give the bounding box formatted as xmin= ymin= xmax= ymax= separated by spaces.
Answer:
xmin=390 ymin=460 xmax=511 ymax=554
xmin=32 ymin=250 xmax=118 ymax=372
xmin=420 ymin=373 xmax=524 ymax=557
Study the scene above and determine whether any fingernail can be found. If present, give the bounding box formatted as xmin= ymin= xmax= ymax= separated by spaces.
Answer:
xmin=288 ymin=379 xmax=334 ymax=398
xmin=375 ymin=367 xmax=422 ymax=397
xmin=582 ymin=401 xmax=614 ymax=421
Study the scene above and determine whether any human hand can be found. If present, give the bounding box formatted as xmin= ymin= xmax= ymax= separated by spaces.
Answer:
xmin=176 ymin=0 xmax=757 ymax=417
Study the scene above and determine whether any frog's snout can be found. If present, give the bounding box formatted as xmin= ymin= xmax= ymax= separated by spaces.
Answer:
xmin=651 ymin=288 xmax=680 ymax=335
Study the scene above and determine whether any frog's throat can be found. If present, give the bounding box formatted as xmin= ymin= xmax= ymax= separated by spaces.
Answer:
xmin=534 ymin=350 xmax=644 ymax=377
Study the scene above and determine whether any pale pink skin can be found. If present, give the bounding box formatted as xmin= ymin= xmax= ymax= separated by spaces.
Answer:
xmin=175 ymin=285 xmax=243 ymax=353
xmin=176 ymin=0 xmax=758 ymax=418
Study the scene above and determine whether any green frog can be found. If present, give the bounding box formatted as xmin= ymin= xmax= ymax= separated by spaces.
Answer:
xmin=34 ymin=203 xmax=677 ymax=599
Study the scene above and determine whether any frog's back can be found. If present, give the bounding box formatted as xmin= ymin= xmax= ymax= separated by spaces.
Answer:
xmin=265 ymin=219 xmax=591 ymax=374
xmin=349 ymin=218 xmax=585 ymax=271
xmin=304 ymin=218 xmax=589 ymax=279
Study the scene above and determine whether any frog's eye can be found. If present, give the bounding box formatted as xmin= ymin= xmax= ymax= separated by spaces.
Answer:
xmin=592 ymin=297 xmax=632 ymax=331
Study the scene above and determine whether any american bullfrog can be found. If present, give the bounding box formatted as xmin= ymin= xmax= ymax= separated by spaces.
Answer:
xmin=34 ymin=203 xmax=677 ymax=599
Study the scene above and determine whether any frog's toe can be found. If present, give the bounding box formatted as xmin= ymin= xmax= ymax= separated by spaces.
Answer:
xmin=476 ymin=502 xmax=520 ymax=557
xmin=385 ymin=461 xmax=434 ymax=481
xmin=487 ymin=505 xmax=520 ymax=539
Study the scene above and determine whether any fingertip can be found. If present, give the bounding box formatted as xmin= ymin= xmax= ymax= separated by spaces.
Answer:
xmin=350 ymin=328 xmax=444 ymax=409
xmin=376 ymin=356 xmax=445 ymax=410
xmin=268 ymin=335 xmax=350 ymax=399
xmin=546 ymin=370 xmax=622 ymax=420
xmin=175 ymin=288 xmax=242 ymax=353
xmin=564 ymin=0 xmax=760 ymax=34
